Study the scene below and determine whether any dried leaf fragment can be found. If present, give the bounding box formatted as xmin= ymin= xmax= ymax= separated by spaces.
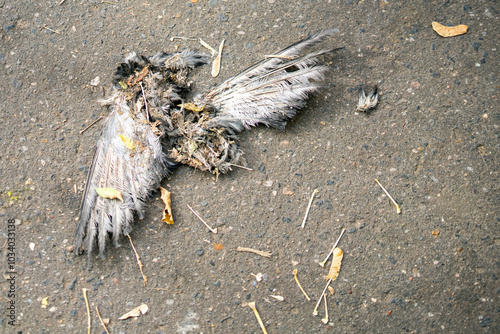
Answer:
xmin=324 ymin=247 xmax=343 ymax=281
xmin=432 ymin=230 xmax=440 ymax=237
xmin=432 ymin=21 xmax=468 ymax=37
xmin=178 ymin=102 xmax=205 ymax=112
xmin=211 ymin=39 xmax=224 ymax=77
xmin=119 ymin=304 xmax=149 ymax=320
xmin=160 ymin=187 xmax=174 ymax=225
xmin=41 ymin=296 xmax=49 ymax=308
xmin=119 ymin=135 xmax=135 ymax=150
xmin=95 ymin=187 xmax=124 ymax=203
xmin=237 ymin=247 xmax=272 ymax=258
xmin=270 ymin=295 xmax=284 ymax=301
xmin=214 ymin=242 xmax=224 ymax=251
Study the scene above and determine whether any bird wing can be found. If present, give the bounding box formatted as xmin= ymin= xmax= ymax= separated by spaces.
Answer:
xmin=75 ymin=93 xmax=170 ymax=259
xmin=203 ymin=29 xmax=340 ymax=131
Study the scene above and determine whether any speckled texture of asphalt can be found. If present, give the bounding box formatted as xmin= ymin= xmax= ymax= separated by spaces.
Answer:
xmin=0 ymin=0 xmax=498 ymax=333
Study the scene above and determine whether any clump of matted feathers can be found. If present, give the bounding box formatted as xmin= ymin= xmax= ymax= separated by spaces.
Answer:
xmin=75 ymin=30 xmax=341 ymax=262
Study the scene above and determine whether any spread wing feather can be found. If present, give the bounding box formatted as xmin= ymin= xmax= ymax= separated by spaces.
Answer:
xmin=204 ymin=29 xmax=340 ymax=130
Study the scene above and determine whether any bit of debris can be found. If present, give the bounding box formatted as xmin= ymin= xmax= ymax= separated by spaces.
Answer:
xmin=302 ymin=189 xmax=318 ymax=228
xmin=199 ymin=38 xmax=217 ymax=56
xmin=357 ymin=86 xmax=379 ymax=112
xmin=293 ymin=269 xmax=311 ymax=301
xmin=432 ymin=230 xmax=440 ymax=237
xmin=40 ymin=24 xmax=60 ymax=34
xmin=82 ymin=288 xmax=91 ymax=334
xmin=248 ymin=302 xmax=268 ymax=334
xmin=324 ymin=247 xmax=343 ymax=281
xmin=127 ymin=235 xmax=148 ymax=286
xmin=270 ymin=295 xmax=284 ymax=301
xmin=90 ymin=76 xmax=101 ymax=86
xmin=96 ymin=306 xmax=110 ymax=334
xmin=187 ymin=204 xmax=217 ymax=233
xmin=236 ymin=247 xmax=272 ymax=258
xmin=41 ymin=296 xmax=49 ymax=308
xmin=94 ymin=187 xmax=124 ymax=203
xmin=79 ymin=116 xmax=103 ymax=134
xmin=160 ymin=187 xmax=174 ymax=225
xmin=118 ymin=303 xmax=149 ymax=320
xmin=432 ymin=21 xmax=468 ymax=37
xmin=375 ymin=179 xmax=401 ymax=214
xmin=321 ymin=295 xmax=329 ymax=324
xmin=251 ymin=272 xmax=263 ymax=282
xmin=119 ymin=135 xmax=136 ymax=150
xmin=211 ymin=39 xmax=225 ymax=77
xmin=319 ymin=228 xmax=345 ymax=267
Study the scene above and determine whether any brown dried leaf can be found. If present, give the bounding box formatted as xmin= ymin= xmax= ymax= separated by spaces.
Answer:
xmin=160 ymin=187 xmax=174 ymax=225
xmin=214 ymin=242 xmax=224 ymax=251
xmin=324 ymin=247 xmax=343 ymax=281
xmin=95 ymin=187 xmax=124 ymax=203
xmin=432 ymin=21 xmax=468 ymax=37
xmin=432 ymin=230 xmax=440 ymax=237
xmin=118 ymin=304 xmax=149 ymax=320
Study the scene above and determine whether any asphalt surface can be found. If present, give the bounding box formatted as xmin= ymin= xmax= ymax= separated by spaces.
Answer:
xmin=0 ymin=0 xmax=498 ymax=333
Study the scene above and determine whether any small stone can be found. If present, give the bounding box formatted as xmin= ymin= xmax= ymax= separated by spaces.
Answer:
xmin=201 ymin=201 xmax=208 ymax=207
xmin=29 ymin=242 xmax=35 ymax=251
xmin=195 ymin=248 xmax=204 ymax=256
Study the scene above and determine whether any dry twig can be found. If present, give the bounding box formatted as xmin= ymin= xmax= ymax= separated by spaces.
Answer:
xmin=95 ymin=305 xmax=110 ymax=334
xmin=40 ymin=24 xmax=60 ymax=34
xmin=82 ymin=288 xmax=91 ymax=334
xmin=127 ymin=235 xmax=148 ymax=286
xmin=302 ymin=189 xmax=318 ymax=228
xmin=375 ymin=179 xmax=401 ymax=214
xmin=236 ymin=247 xmax=272 ymax=258
xmin=187 ymin=204 xmax=217 ymax=233
xmin=319 ymin=228 xmax=346 ymax=267
xmin=321 ymin=294 xmax=329 ymax=324
xmin=79 ymin=116 xmax=103 ymax=134
xmin=248 ymin=302 xmax=268 ymax=334
xmin=313 ymin=278 xmax=332 ymax=316
xmin=293 ymin=269 xmax=311 ymax=301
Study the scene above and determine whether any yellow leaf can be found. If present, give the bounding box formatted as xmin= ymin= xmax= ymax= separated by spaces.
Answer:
xmin=95 ymin=187 xmax=124 ymax=202
xmin=119 ymin=304 xmax=149 ymax=320
xmin=325 ymin=247 xmax=343 ymax=281
xmin=160 ymin=187 xmax=174 ymax=225
xmin=214 ymin=242 xmax=224 ymax=251
xmin=118 ymin=81 xmax=128 ymax=89
xmin=432 ymin=21 xmax=468 ymax=37
xmin=119 ymin=135 xmax=135 ymax=150
xmin=178 ymin=102 xmax=205 ymax=112
xmin=41 ymin=296 xmax=49 ymax=309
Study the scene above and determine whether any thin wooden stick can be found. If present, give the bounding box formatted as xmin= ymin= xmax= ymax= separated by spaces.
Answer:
xmin=127 ymin=235 xmax=148 ymax=286
xmin=301 ymin=189 xmax=318 ymax=228
xmin=40 ymin=24 xmax=60 ymax=34
xmin=230 ymin=163 xmax=253 ymax=171
xmin=319 ymin=228 xmax=346 ymax=267
xmin=58 ymin=0 xmax=67 ymax=5
xmin=79 ymin=116 xmax=103 ymax=134
xmin=95 ymin=305 xmax=110 ymax=334
xmin=82 ymin=288 xmax=91 ymax=334
xmin=375 ymin=179 xmax=401 ymax=214
xmin=187 ymin=204 xmax=218 ymax=233
xmin=321 ymin=294 xmax=329 ymax=324
xmin=248 ymin=302 xmax=268 ymax=334
xmin=313 ymin=278 xmax=332 ymax=316
xmin=293 ymin=269 xmax=311 ymax=301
